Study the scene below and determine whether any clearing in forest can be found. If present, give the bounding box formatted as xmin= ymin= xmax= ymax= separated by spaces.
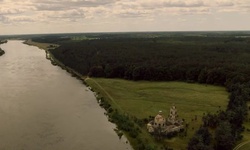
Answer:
xmin=86 ymin=78 xmax=229 ymax=149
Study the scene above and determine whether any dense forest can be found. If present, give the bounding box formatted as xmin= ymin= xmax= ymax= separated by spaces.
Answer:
xmin=31 ymin=32 xmax=250 ymax=150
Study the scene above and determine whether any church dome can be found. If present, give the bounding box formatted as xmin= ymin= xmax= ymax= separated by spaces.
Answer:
xmin=153 ymin=111 xmax=166 ymax=128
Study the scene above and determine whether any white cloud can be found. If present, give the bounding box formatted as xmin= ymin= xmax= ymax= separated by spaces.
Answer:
xmin=0 ymin=15 xmax=9 ymax=23
xmin=0 ymin=0 xmax=249 ymax=34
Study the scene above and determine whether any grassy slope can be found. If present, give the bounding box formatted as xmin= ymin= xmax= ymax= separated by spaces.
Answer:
xmin=86 ymin=78 xmax=229 ymax=149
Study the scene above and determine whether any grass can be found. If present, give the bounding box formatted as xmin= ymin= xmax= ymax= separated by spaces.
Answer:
xmin=233 ymin=103 xmax=250 ymax=150
xmin=85 ymin=78 xmax=229 ymax=150
xmin=23 ymin=39 xmax=59 ymax=50
xmin=237 ymin=142 xmax=250 ymax=150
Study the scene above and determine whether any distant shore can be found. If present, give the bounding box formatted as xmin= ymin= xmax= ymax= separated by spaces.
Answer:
xmin=0 ymin=40 xmax=7 ymax=45
xmin=0 ymin=40 xmax=7 ymax=56
xmin=0 ymin=48 xmax=5 ymax=56
xmin=23 ymin=39 xmax=59 ymax=51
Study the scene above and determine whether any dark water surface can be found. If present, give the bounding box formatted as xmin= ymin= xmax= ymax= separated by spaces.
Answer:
xmin=0 ymin=40 xmax=131 ymax=150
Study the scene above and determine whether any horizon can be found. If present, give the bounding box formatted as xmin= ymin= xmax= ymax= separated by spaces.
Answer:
xmin=1 ymin=0 xmax=250 ymax=35
xmin=1 ymin=30 xmax=250 ymax=37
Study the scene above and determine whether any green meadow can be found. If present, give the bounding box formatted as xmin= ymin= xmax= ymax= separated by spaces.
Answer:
xmin=86 ymin=78 xmax=229 ymax=149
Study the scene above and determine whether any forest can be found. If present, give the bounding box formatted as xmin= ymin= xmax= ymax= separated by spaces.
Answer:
xmin=31 ymin=31 xmax=250 ymax=150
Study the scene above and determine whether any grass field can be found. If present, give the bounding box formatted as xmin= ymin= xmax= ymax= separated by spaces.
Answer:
xmin=85 ymin=78 xmax=229 ymax=149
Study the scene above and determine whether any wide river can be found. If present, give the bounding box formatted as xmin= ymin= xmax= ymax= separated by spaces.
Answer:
xmin=0 ymin=40 xmax=132 ymax=150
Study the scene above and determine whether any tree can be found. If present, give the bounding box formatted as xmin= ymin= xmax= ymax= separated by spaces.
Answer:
xmin=188 ymin=127 xmax=212 ymax=150
xmin=215 ymin=121 xmax=235 ymax=150
xmin=89 ymin=66 xmax=105 ymax=77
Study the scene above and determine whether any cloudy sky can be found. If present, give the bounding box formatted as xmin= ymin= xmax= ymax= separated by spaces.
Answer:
xmin=0 ymin=0 xmax=250 ymax=35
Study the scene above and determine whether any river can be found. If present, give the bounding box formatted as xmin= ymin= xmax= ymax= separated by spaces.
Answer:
xmin=0 ymin=40 xmax=132 ymax=150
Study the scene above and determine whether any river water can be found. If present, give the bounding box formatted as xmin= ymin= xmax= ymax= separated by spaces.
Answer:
xmin=0 ymin=40 xmax=131 ymax=150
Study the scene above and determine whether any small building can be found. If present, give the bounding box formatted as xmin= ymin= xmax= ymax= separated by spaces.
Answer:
xmin=147 ymin=105 xmax=184 ymax=135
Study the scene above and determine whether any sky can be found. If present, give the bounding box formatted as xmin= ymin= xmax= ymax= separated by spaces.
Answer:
xmin=0 ymin=0 xmax=250 ymax=35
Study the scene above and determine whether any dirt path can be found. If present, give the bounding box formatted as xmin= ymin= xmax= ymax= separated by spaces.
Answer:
xmin=85 ymin=78 xmax=122 ymax=111
xmin=233 ymin=141 xmax=250 ymax=150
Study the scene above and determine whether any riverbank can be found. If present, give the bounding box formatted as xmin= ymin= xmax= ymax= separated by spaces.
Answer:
xmin=0 ymin=40 xmax=7 ymax=56
xmin=0 ymin=48 xmax=5 ymax=56
xmin=0 ymin=40 xmax=7 ymax=45
xmin=24 ymin=40 xmax=85 ymax=81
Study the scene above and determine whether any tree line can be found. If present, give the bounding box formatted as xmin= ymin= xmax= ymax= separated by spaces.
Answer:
xmin=188 ymin=81 xmax=250 ymax=150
